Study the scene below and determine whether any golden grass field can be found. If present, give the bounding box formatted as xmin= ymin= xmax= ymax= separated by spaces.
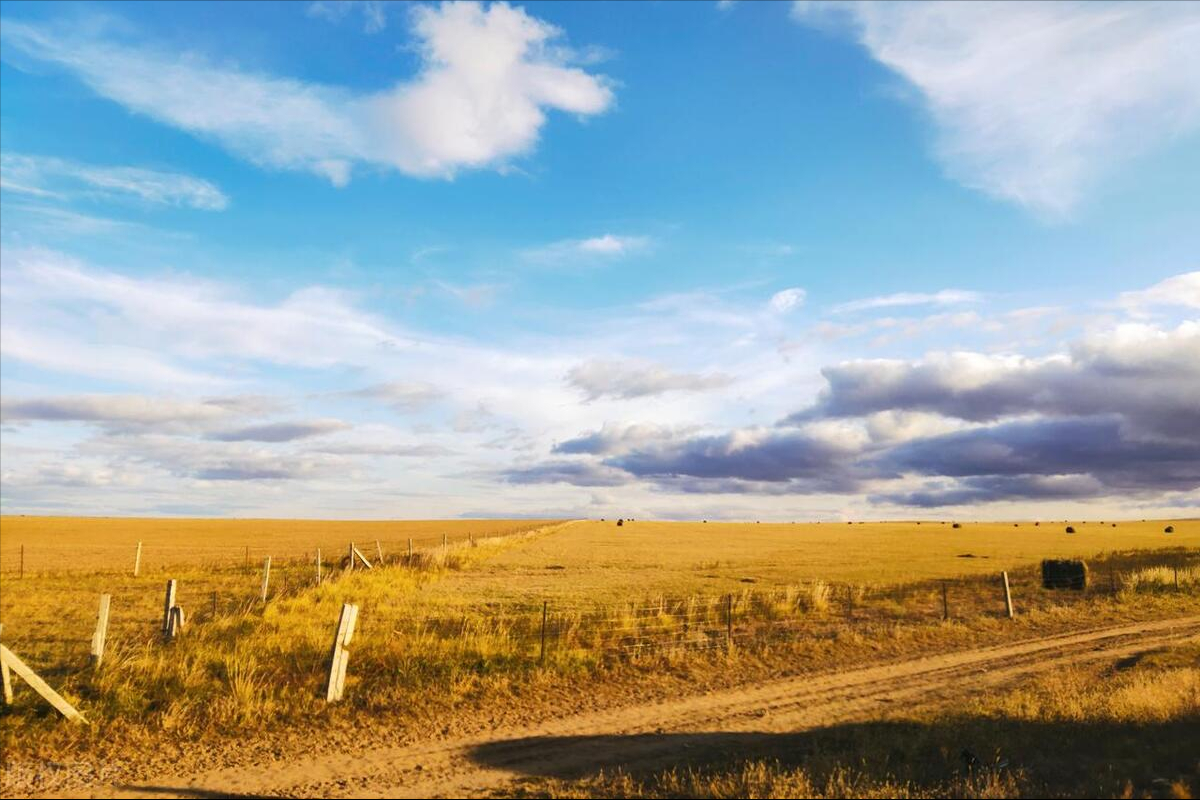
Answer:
xmin=0 ymin=515 xmax=1197 ymax=798
xmin=429 ymin=518 xmax=1198 ymax=602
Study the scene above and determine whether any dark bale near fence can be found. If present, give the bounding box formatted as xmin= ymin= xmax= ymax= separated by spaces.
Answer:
xmin=1165 ymin=525 xmax=1175 ymax=533
xmin=1042 ymin=559 xmax=1088 ymax=590
xmin=1065 ymin=525 xmax=1076 ymax=533
xmin=616 ymin=519 xmax=624 ymax=527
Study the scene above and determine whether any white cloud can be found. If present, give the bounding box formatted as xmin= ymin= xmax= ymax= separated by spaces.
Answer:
xmin=1116 ymin=271 xmax=1200 ymax=315
xmin=831 ymin=288 xmax=982 ymax=314
xmin=523 ymin=233 xmax=651 ymax=265
xmin=0 ymin=154 xmax=228 ymax=210
xmin=794 ymin=1 xmax=1200 ymax=216
xmin=768 ymin=287 xmax=806 ymax=314
xmin=307 ymin=1 xmax=388 ymax=33
xmin=1 ymin=2 xmax=613 ymax=184
xmin=567 ymin=358 xmax=733 ymax=401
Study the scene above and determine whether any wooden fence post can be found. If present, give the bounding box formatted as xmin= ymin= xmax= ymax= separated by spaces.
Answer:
xmin=726 ymin=593 xmax=733 ymax=650
xmin=325 ymin=603 xmax=359 ymax=703
xmin=0 ymin=644 xmax=86 ymax=722
xmin=442 ymin=533 xmax=448 ymax=554
xmin=347 ymin=542 xmax=356 ymax=572
xmin=133 ymin=541 xmax=142 ymax=577
xmin=540 ymin=601 xmax=548 ymax=663
xmin=407 ymin=538 xmax=413 ymax=562
xmin=1001 ymin=571 xmax=1014 ymax=619
xmin=261 ymin=557 xmax=272 ymax=602
xmin=165 ymin=606 xmax=185 ymax=640
xmin=941 ymin=581 xmax=949 ymax=621
xmin=161 ymin=580 xmax=177 ymax=637
xmin=1 ymin=624 xmax=12 ymax=705
xmin=316 ymin=548 xmax=322 ymax=585
xmin=375 ymin=540 xmax=384 ymax=566
xmin=91 ymin=594 xmax=111 ymax=668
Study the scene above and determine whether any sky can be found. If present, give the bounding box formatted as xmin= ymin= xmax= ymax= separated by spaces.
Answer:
xmin=0 ymin=0 xmax=1197 ymax=521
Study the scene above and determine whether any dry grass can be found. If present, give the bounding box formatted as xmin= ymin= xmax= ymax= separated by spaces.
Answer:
xmin=0 ymin=516 xmax=1196 ymax=796
xmin=522 ymin=642 xmax=1200 ymax=799
xmin=432 ymin=519 xmax=1198 ymax=603
xmin=0 ymin=516 xmax=562 ymax=574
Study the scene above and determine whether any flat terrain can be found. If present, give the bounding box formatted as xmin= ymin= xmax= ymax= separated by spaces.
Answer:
xmin=0 ymin=516 xmax=562 ymax=573
xmin=28 ymin=616 xmax=1200 ymax=798
xmin=433 ymin=518 xmax=1199 ymax=601
xmin=1 ymin=517 xmax=1197 ymax=799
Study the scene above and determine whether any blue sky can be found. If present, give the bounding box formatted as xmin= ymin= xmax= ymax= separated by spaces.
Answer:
xmin=1 ymin=0 xmax=1197 ymax=520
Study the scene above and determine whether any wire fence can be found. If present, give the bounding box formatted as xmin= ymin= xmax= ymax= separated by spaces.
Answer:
xmin=2 ymin=544 xmax=1196 ymax=685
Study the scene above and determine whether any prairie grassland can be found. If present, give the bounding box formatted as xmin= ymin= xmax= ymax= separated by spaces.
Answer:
xmin=0 ymin=516 xmax=561 ymax=574
xmin=431 ymin=518 xmax=1199 ymax=603
xmin=0 ymin=517 xmax=1196 ymax=794
xmin=523 ymin=641 xmax=1200 ymax=799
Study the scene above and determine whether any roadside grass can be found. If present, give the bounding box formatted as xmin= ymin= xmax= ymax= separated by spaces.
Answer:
xmin=517 ymin=641 xmax=1200 ymax=799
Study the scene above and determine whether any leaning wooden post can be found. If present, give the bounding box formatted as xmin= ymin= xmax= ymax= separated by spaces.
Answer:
xmin=133 ymin=541 xmax=142 ymax=577
xmin=260 ymin=557 xmax=272 ymax=602
xmin=0 ymin=644 xmax=86 ymax=722
xmin=316 ymin=548 xmax=323 ymax=585
xmin=375 ymin=540 xmax=384 ymax=566
xmin=1001 ymin=571 xmax=1014 ymax=619
xmin=325 ymin=603 xmax=359 ymax=703
xmin=539 ymin=601 xmax=548 ymax=663
xmin=161 ymin=580 xmax=178 ymax=637
xmin=90 ymin=594 xmax=111 ymax=669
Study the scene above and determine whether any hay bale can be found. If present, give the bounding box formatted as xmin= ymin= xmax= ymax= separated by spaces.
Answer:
xmin=1065 ymin=525 xmax=1076 ymax=533
xmin=1042 ymin=559 xmax=1088 ymax=590
xmin=952 ymin=522 xmax=961 ymax=529
xmin=1165 ymin=525 xmax=1174 ymax=533
xmin=616 ymin=518 xmax=624 ymax=527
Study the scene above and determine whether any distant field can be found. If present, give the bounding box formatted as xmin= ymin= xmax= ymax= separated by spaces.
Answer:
xmin=0 ymin=516 xmax=562 ymax=573
xmin=432 ymin=518 xmax=1198 ymax=603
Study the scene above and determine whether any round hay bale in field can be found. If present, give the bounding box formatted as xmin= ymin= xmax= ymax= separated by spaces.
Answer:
xmin=1065 ymin=526 xmax=1076 ymax=533
xmin=1165 ymin=525 xmax=1175 ymax=533
xmin=1042 ymin=558 xmax=1088 ymax=590
xmin=952 ymin=522 xmax=961 ymax=529
xmin=1034 ymin=521 xmax=1040 ymax=526
xmin=616 ymin=518 xmax=624 ymax=526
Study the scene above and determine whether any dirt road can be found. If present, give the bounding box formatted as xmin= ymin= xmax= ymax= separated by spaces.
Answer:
xmin=37 ymin=615 xmax=1200 ymax=799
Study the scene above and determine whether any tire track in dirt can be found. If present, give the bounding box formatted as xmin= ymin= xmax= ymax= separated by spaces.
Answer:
xmin=48 ymin=615 xmax=1200 ymax=799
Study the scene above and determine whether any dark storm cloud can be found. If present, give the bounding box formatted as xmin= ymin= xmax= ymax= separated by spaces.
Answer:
xmin=875 ymin=416 xmax=1200 ymax=492
xmin=607 ymin=428 xmax=868 ymax=488
xmin=790 ymin=322 xmax=1200 ymax=439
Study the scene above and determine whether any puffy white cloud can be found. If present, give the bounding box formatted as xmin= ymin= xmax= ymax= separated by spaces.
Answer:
xmin=794 ymin=1 xmax=1200 ymax=216
xmin=1 ymin=2 xmax=613 ymax=184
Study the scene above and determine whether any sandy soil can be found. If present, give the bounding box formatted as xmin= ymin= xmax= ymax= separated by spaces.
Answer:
xmin=25 ymin=614 xmax=1199 ymax=799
